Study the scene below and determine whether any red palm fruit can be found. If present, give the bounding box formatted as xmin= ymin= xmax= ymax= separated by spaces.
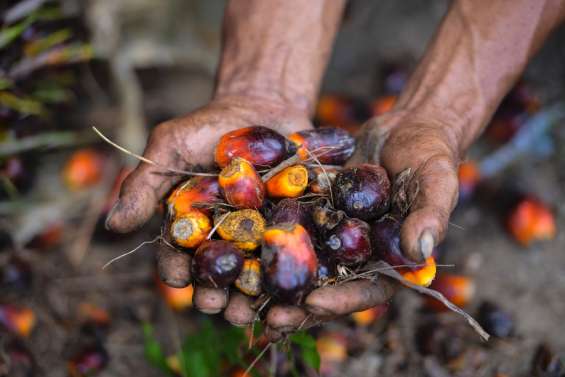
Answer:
xmin=167 ymin=176 xmax=221 ymax=217
xmin=288 ymin=127 xmax=355 ymax=165
xmin=371 ymin=95 xmax=397 ymax=116
xmin=271 ymin=199 xmax=314 ymax=229
xmin=425 ymin=274 xmax=475 ymax=311
xmin=458 ymin=161 xmax=481 ymax=201
xmin=308 ymin=166 xmax=339 ymax=194
xmin=235 ymin=258 xmax=262 ymax=296
xmin=351 ymin=303 xmax=389 ymax=326
xmin=371 ymin=216 xmax=436 ymax=286
xmin=261 ymin=223 xmax=318 ymax=303
xmin=155 ymin=277 xmax=193 ymax=311
xmin=192 ymin=240 xmax=244 ymax=288
xmin=219 ymin=158 xmax=265 ymax=209
xmin=325 ymin=217 xmax=372 ymax=265
xmin=67 ymin=345 xmax=109 ymax=377
xmin=265 ymin=165 xmax=308 ymax=198
xmin=0 ymin=304 xmax=36 ymax=337
xmin=62 ymin=148 xmax=105 ymax=191
xmin=333 ymin=164 xmax=390 ymax=221
xmin=169 ymin=209 xmax=211 ymax=249
xmin=216 ymin=209 xmax=266 ymax=252
xmin=214 ymin=126 xmax=292 ymax=168
xmin=507 ymin=197 xmax=556 ymax=246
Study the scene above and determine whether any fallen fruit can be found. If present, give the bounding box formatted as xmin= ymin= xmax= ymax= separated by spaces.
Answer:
xmin=507 ymin=197 xmax=556 ymax=246
xmin=67 ymin=344 xmax=109 ymax=377
xmin=192 ymin=240 xmax=244 ymax=288
xmin=333 ymin=164 xmax=390 ymax=220
xmin=288 ymin=127 xmax=355 ymax=164
xmin=265 ymin=164 xmax=308 ymax=198
xmin=325 ymin=217 xmax=372 ymax=265
xmin=371 ymin=95 xmax=397 ymax=116
xmin=309 ymin=166 xmax=339 ymax=194
xmin=477 ymin=301 xmax=514 ymax=338
xmin=167 ymin=176 xmax=221 ymax=216
xmin=425 ymin=274 xmax=476 ymax=311
xmin=62 ymin=148 xmax=104 ymax=191
xmin=0 ymin=304 xmax=36 ymax=337
xmin=215 ymin=126 xmax=292 ymax=168
xmin=399 ymin=257 xmax=437 ymax=287
xmin=219 ymin=157 xmax=265 ymax=209
xmin=235 ymin=258 xmax=262 ymax=296
xmin=458 ymin=161 xmax=481 ymax=201
xmin=216 ymin=209 xmax=266 ymax=251
xmin=261 ymin=223 xmax=318 ymax=303
xmin=169 ymin=209 xmax=211 ymax=249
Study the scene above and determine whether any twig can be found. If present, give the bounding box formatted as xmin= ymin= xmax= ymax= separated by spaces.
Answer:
xmin=92 ymin=127 xmax=217 ymax=177
xmin=244 ymin=342 xmax=273 ymax=377
xmin=374 ymin=261 xmax=490 ymax=341
xmin=102 ymin=236 xmax=160 ymax=269
xmin=303 ymin=147 xmax=334 ymax=206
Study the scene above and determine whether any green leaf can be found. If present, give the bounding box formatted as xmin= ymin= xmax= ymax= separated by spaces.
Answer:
xmin=0 ymin=77 xmax=12 ymax=90
xmin=142 ymin=323 xmax=173 ymax=376
xmin=290 ymin=331 xmax=321 ymax=372
xmin=24 ymin=28 xmax=72 ymax=56
xmin=0 ymin=16 xmax=34 ymax=50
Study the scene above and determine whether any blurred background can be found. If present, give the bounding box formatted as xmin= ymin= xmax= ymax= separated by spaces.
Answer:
xmin=1 ymin=0 xmax=564 ymax=376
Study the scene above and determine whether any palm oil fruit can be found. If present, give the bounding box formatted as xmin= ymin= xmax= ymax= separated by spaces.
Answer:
xmin=325 ymin=217 xmax=372 ymax=265
xmin=235 ymin=258 xmax=262 ymax=296
xmin=0 ymin=304 xmax=36 ymax=337
xmin=400 ymin=257 xmax=436 ymax=287
xmin=219 ymin=157 xmax=264 ymax=209
xmin=265 ymin=165 xmax=308 ymax=198
xmin=507 ymin=197 xmax=556 ymax=246
xmin=333 ymin=164 xmax=390 ymax=221
xmin=309 ymin=166 xmax=339 ymax=194
xmin=156 ymin=278 xmax=194 ymax=311
xmin=169 ymin=209 xmax=211 ymax=249
xmin=192 ymin=240 xmax=244 ymax=288
xmin=288 ymin=127 xmax=355 ymax=165
xmin=425 ymin=274 xmax=475 ymax=311
xmin=167 ymin=176 xmax=221 ymax=216
xmin=214 ymin=126 xmax=292 ymax=168
xmin=261 ymin=223 xmax=318 ymax=303
xmin=62 ymin=148 xmax=104 ymax=191
xmin=216 ymin=209 xmax=265 ymax=252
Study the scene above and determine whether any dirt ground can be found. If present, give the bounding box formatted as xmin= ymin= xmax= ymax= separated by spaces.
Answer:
xmin=3 ymin=1 xmax=565 ymax=376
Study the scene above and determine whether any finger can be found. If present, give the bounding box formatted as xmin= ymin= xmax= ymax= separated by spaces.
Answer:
xmin=400 ymin=154 xmax=459 ymax=262
xmin=265 ymin=305 xmax=308 ymax=333
xmin=224 ymin=292 xmax=256 ymax=327
xmin=106 ymin=122 xmax=183 ymax=233
xmin=305 ymin=278 xmax=397 ymax=317
xmin=156 ymin=241 xmax=191 ymax=288
xmin=193 ymin=285 xmax=228 ymax=314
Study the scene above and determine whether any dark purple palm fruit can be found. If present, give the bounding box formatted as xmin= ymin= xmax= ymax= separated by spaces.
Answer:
xmin=370 ymin=215 xmax=418 ymax=268
xmin=192 ymin=240 xmax=244 ymax=288
xmin=270 ymin=198 xmax=317 ymax=240
xmin=325 ymin=217 xmax=372 ymax=265
xmin=332 ymin=164 xmax=390 ymax=221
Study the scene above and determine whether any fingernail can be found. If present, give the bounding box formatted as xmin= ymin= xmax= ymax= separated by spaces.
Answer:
xmin=104 ymin=200 xmax=120 ymax=231
xmin=419 ymin=229 xmax=435 ymax=259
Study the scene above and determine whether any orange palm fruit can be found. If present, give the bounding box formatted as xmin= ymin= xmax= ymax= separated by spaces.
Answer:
xmin=214 ymin=126 xmax=292 ymax=168
xmin=156 ymin=278 xmax=193 ymax=311
xmin=169 ymin=209 xmax=211 ymax=249
xmin=0 ymin=304 xmax=36 ymax=337
xmin=261 ymin=223 xmax=318 ymax=303
xmin=316 ymin=332 xmax=348 ymax=375
xmin=400 ymin=257 xmax=437 ymax=287
xmin=216 ymin=209 xmax=265 ymax=251
xmin=235 ymin=258 xmax=262 ymax=296
xmin=62 ymin=148 xmax=104 ymax=191
xmin=288 ymin=127 xmax=355 ymax=165
xmin=265 ymin=165 xmax=308 ymax=198
xmin=167 ymin=176 xmax=221 ymax=217
xmin=371 ymin=95 xmax=397 ymax=116
xmin=351 ymin=303 xmax=389 ymax=326
xmin=458 ymin=161 xmax=481 ymax=200
xmin=507 ymin=198 xmax=556 ymax=246
xmin=78 ymin=303 xmax=111 ymax=327
xmin=425 ymin=274 xmax=475 ymax=311
xmin=219 ymin=158 xmax=264 ymax=209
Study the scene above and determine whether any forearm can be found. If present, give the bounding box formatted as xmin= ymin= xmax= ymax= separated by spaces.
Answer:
xmin=395 ymin=0 xmax=565 ymax=155
xmin=214 ymin=0 xmax=346 ymax=116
